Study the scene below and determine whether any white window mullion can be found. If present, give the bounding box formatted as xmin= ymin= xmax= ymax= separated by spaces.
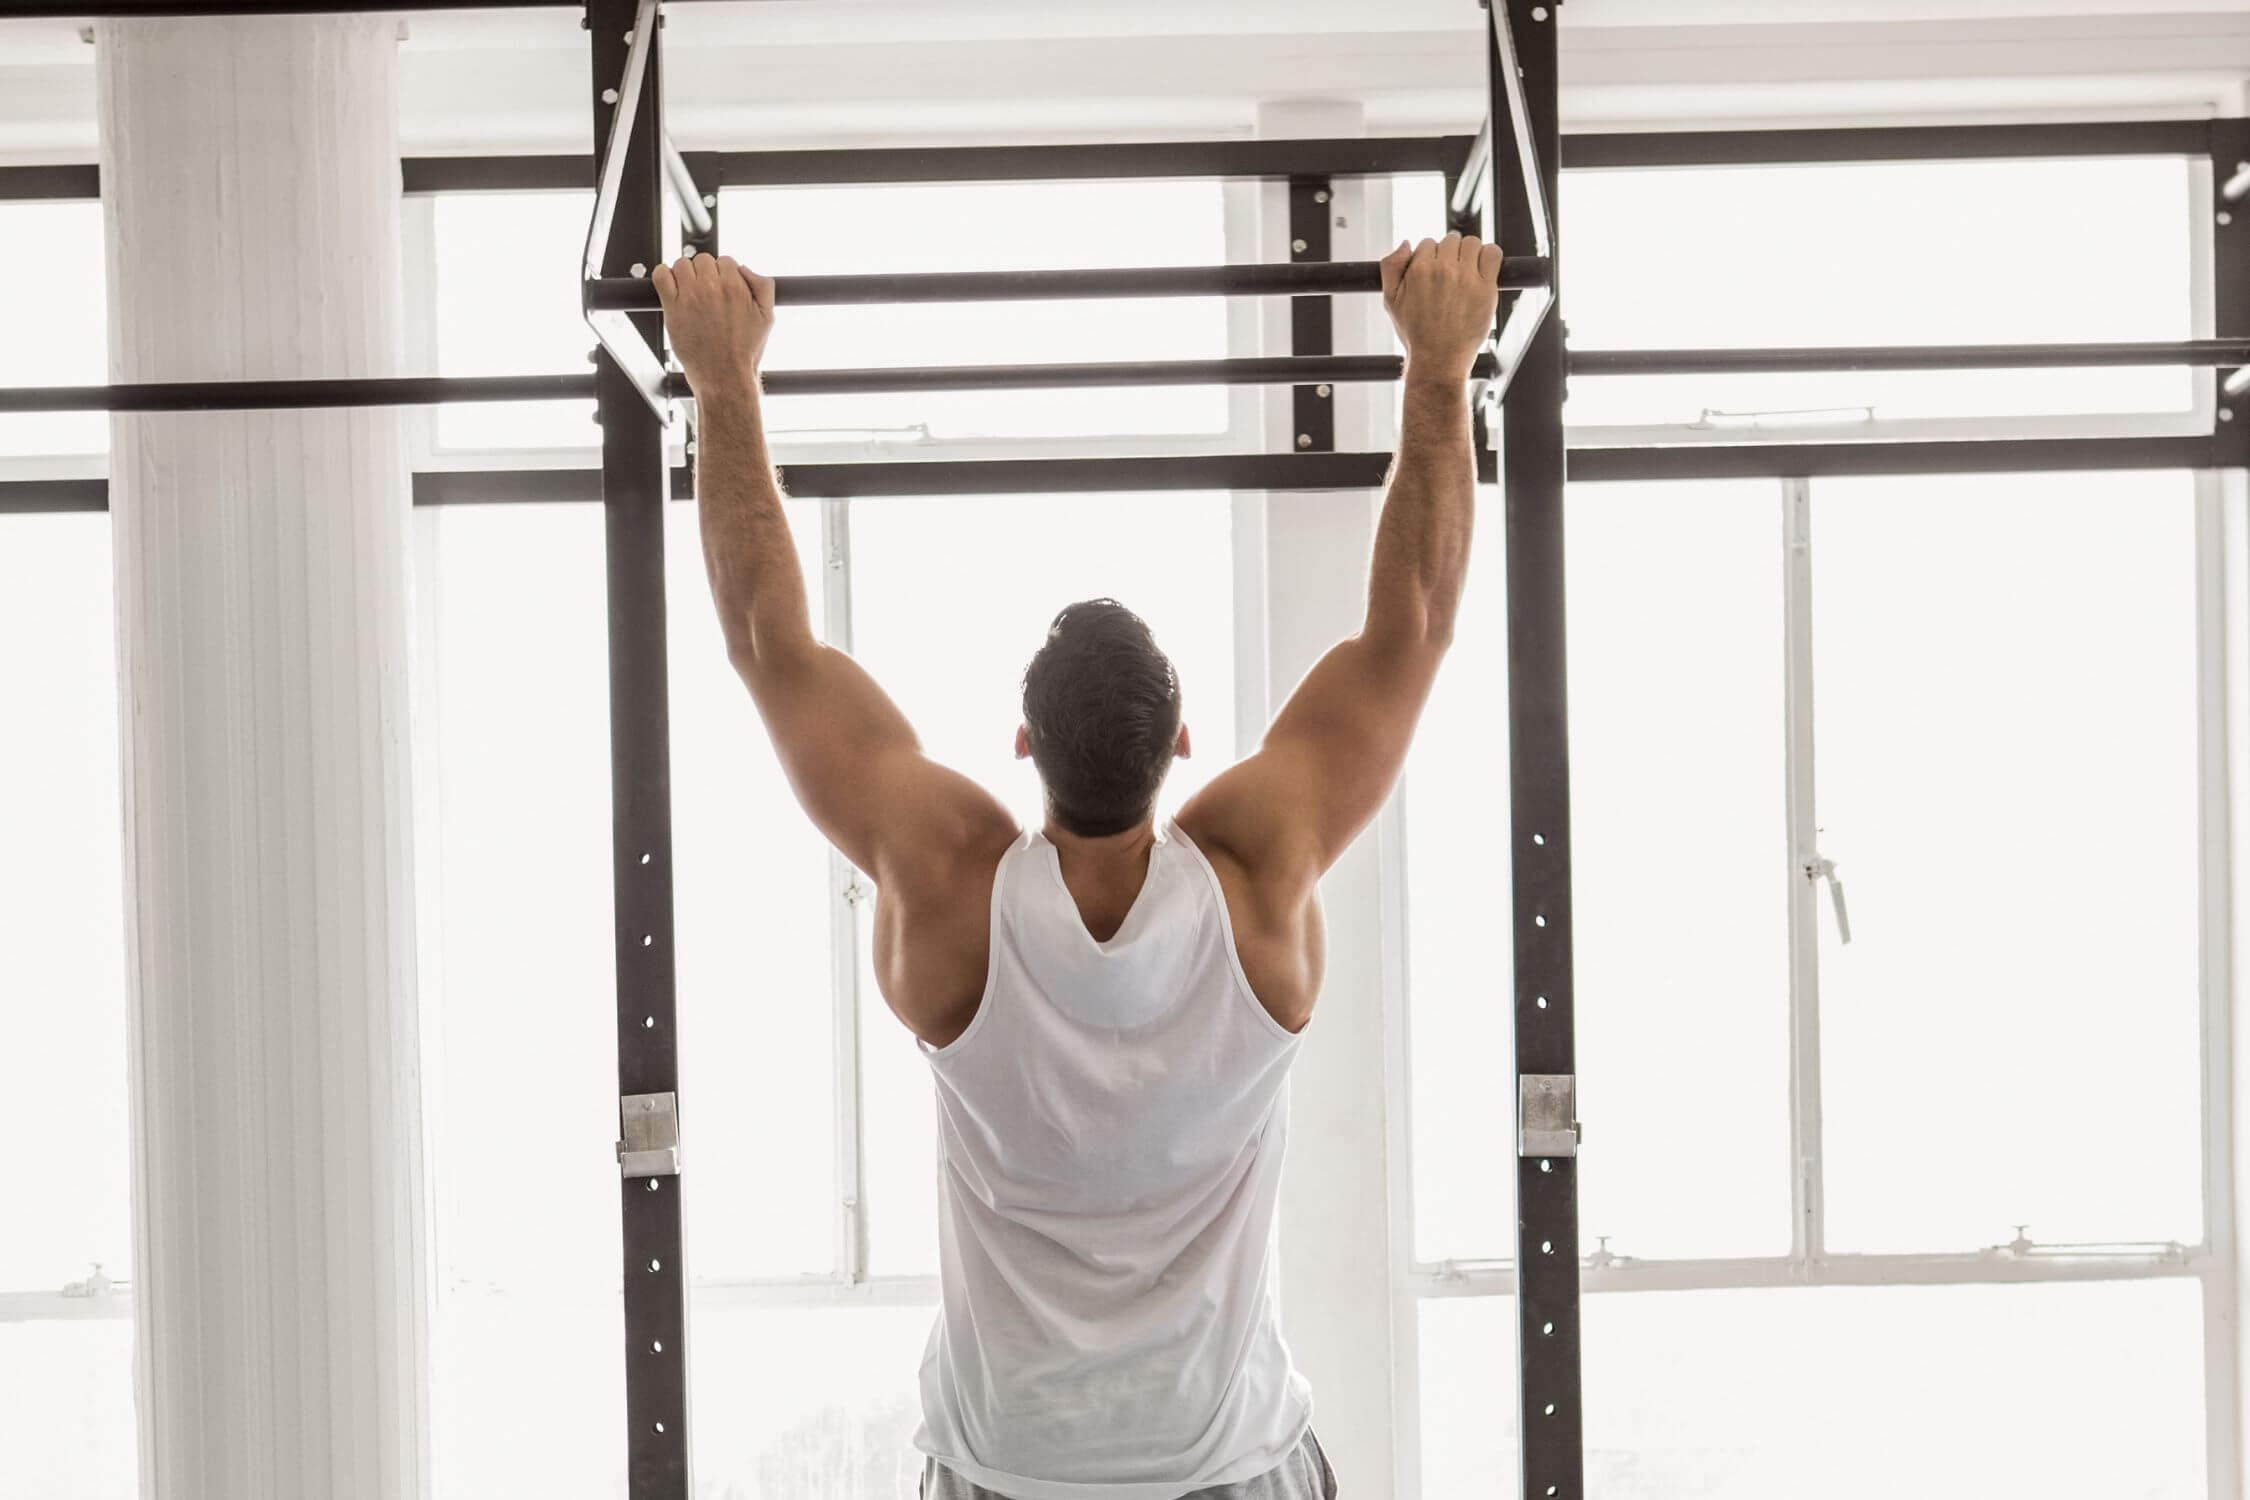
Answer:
xmin=823 ymin=495 xmax=869 ymax=1283
xmin=2196 ymin=467 xmax=2243 ymax=1500
xmin=1782 ymin=475 xmax=1828 ymax=1266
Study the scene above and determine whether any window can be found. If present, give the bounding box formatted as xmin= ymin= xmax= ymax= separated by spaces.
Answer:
xmin=0 ymin=201 xmax=106 ymax=458
xmin=1562 ymin=157 xmax=2196 ymax=432
xmin=0 ymin=513 xmax=136 ymax=1498
xmin=1418 ymin=1282 xmax=2205 ymax=1500
xmin=720 ymin=182 xmax=1231 ymax=444
xmin=1812 ymin=471 xmax=2204 ymax=1253
xmin=1403 ymin=470 xmax=2218 ymax=1496
xmin=429 ymin=191 xmax=605 ymax=453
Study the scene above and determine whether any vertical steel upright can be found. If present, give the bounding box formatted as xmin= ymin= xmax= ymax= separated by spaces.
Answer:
xmin=587 ymin=0 xmax=692 ymax=1496
xmin=2215 ymin=116 xmax=2249 ymax=466
xmin=1290 ymin=175 xmax=1337 ymax=453
xmin=1490 ymin=1 xmax=1584 ymax=1497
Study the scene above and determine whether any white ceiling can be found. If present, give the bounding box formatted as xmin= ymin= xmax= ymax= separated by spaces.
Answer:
xmin=0 ymin=1 xmax=2243 ymax=158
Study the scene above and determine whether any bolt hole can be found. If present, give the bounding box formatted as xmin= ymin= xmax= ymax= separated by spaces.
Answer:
xmin=1531 ymin=833 xmax=1545 ymax=846
xmin=1544 ymin=1403 xmax=1556 ymax=1417
xmin=1536 ymin=996 xmax=1548 ymax=1009
xmin=1547 ymin=1488 xmax=1558 ymax=1497
xmin=652 ymin=1339 xmax=664 ymax=1353
xmin=654 ymin=1421 xmax=666 ymax=1435
xmin=1540 ymin=1159 xmax=1552 ymax=1173
xmin=648 ymin=1258 xmax=661 ymax=1272
xmin=646 ymin=1179 xmax=660 ymax=1192
xmin=640 ymin=852 xmax=651 ymax=865
xmin=1534 ymin=914 xmax=1547 ymax=928
xmin=643 ymin=1016 xmax=656 ymax=1029
xmin=1542 ymin=1321 xmax=1554 ymax=1336
xmin=641 ymin=934 xmax=653 ymax=948
xmin=1541 ymin=1239 xmax=1553 ymax=1254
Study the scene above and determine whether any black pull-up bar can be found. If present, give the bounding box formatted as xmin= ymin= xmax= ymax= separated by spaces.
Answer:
xmin=584 ymin=257 xmax=1554 ymax=312
xmin=9 ymin=339 xmax=2245 ymax=414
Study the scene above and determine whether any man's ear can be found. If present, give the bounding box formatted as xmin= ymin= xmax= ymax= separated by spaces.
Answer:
xmin=1176 ymin=722 xmax=1193 ymax=760
xmin=1014 ymin=724 xmax=1032 ymax=761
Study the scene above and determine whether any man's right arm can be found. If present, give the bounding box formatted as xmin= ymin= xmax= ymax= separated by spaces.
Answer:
xmin=1178 ymin=232 xmax=1499 ymax=890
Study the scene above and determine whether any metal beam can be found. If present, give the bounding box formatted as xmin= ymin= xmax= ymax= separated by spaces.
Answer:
xmin=584 ymin=0 xmax=691 ymax=1493
xmin=1576 ymin=339 xmax=2250 ymax=374
xmin=586 ymin=257 xmax=1550 ymax=311
xmin=1564 ymin=118 xmax=2212 ymax=169
xmin=1493 ymin=4 xmax=1584 ymax=1499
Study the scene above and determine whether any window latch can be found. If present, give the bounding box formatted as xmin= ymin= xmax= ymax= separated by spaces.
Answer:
xmin=1807 ymin=854 xmax=1852 ymax=945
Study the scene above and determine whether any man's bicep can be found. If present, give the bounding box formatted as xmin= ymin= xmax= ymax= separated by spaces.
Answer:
xmin=1189 ymin=633 xmax=1443 ymax=874
xmin=744 ymin=642 xmax=1010 ymax=874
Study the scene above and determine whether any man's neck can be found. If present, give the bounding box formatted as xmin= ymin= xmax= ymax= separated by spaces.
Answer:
xmin=1043 ymin=817 xmax=1160 ymax=869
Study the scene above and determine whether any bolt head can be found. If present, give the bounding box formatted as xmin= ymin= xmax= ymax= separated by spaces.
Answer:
xmin=2222 ymin=211 xmax=2235 ymax=227
xmin=1533 ymin=4 xmax=1550 ymax=18
xmin=1296 ymin=433 xmax=1313 ymax=448
xmin=630 ymin=262 xmax=648 ymax=277
xmin=1316 ymin=384 xmax=1333 ymax=397
xmin=702 ymin=194 xmax=718 ymax=208
xmin=602 ymin=87 xmax=620 ymax=105
xmin=1291 ymin=238 xmax=1309 ymax=254
xmin=1314 ymin=190 xmax=1330 ymax=204
xmin=2223 ymin=407 xmax=2236 ymax=422
xmin=623 ymin=29 xmax=634 ymax=43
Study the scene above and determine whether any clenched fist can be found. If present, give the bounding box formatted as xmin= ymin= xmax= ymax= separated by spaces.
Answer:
xmin=1378 ymin=233 xmax=1502 ymax=380
xmin=651 ymin=253 xmax=775 ymax=401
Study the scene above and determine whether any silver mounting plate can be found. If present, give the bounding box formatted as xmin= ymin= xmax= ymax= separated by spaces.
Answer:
xmin=1519 ymin=1074 xmax=1579 ymax=1159
xmin=617 ymin=1091 xmax=681 ymax=1178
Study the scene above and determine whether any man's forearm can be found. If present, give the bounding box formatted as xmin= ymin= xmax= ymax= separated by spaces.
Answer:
xmin=694 ymin=381 xmax=814 ymax=670
xmin=1365 ymin=365 xmax=1475 ymax=649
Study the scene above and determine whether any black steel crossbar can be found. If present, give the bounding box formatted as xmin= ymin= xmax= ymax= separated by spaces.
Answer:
xmin=0 ymin=354 xmax=1518 ymax=413
xmin=1576 ymin=339 xmax=2250 ymax=374
xmin=18 ymin=336 xmax=2244 ymax=412
xmin=585 ymin=258 xmax=1553 ymax=311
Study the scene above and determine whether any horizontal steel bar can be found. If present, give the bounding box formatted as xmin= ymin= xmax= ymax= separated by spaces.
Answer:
xmin=13 ymin=335 xmax=2233 ymax=412
xmin=586 ymin=258 xmax=1550 ymax=310
xmin=8 ymin=428 xmax=2239 ymax=517
xmin=0 ymin=354 xmax=1500 ymax=414
xmin=1564 ymin=118 xmax=2212 ymax=169
xmin=1575 ymin=339 xmax=2250 ymax=374
xmin=1415 ymin=1247 xmax=2209 ymax=1296
xmin=9 ymin=121 xmax=2216 ymax=207
xmin=0 ymin=374 xmax=597 ymax=414
xmin=0 ymin=165 xmax=100 ymax=201
xmin=686 ymin=136 xmax=1478 ymax=188
xmin=1568 ymin=434 xmax=2223 ymax=481
xmin=0 ymin=0 xmax=728 ymax=11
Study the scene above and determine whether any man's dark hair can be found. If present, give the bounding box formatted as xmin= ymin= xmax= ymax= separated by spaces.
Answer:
xmin=1021 ymin=599 xmax=1183 ymax=838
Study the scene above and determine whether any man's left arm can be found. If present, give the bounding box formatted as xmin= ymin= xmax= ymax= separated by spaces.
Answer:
xmin=652 ymin=254 xmax=1016 ymax=883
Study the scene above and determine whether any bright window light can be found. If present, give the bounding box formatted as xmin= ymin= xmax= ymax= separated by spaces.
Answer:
xmin=1420 ymin=1280 xmax=2204 ymax=1500
xmin=1562 ymin=157 xmax=2196 ymax=427
xmin=667 ymin=496 xmax=839 ymax=1281
xmin=722 ymin=182 xmax=1231 ymax=442
xmin=1812 ymin=470 xmax=2204 ymax=1253
xmin=0 ymin=203 xmax=106 ymax=458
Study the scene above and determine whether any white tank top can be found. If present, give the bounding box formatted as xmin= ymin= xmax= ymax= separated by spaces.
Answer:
xmin=912 ymin=820 xmax=1313 ymax=1500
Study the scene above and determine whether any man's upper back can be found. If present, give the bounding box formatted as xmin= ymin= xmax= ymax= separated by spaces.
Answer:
xmin=911 ymin=822 xmax=1313 ymax=1499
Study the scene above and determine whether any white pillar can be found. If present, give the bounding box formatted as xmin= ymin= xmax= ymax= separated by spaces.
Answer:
xmin=1249 ymin=100 xmax=1410 ymax=1500
xmin=98 ymin=18 xmax=427 ymax=1500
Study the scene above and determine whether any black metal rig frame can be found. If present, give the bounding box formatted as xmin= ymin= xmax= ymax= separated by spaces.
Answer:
xmin=4 ymin=2 xmax=2247 ymax=1497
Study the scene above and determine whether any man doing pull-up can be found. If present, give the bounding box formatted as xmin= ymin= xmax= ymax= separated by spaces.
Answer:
xmin=653 ymin=230 xmax=1500 ymax=1500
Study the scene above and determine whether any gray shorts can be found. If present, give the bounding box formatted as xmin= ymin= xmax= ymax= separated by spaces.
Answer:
xmin=922 ymin=1431 xmax=1337 ymax=1500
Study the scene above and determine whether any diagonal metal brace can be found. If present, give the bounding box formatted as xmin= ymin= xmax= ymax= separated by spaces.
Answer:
xmin=581 ymin=0 xmax=672 ymax=423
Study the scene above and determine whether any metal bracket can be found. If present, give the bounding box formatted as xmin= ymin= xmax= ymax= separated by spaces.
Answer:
xmin=618 ymin=1091 xmax=682 ymax=1178
xmin=1519 ymin=1074 xmax=1580 ymax=1158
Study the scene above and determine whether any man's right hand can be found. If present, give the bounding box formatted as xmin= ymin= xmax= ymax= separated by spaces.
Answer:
xmin=1379 ymin=232 xmax=1503 ymax=379
xmin=651 ymin=253 xmax=775 ymax=401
